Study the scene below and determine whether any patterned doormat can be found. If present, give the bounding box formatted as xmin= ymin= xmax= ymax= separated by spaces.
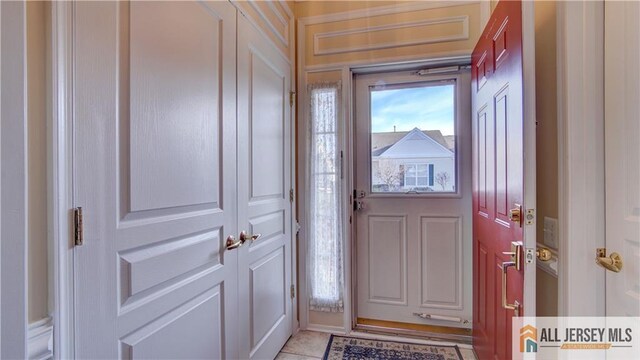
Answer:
xmin=322 ymin=335 xmax=463 ymax=360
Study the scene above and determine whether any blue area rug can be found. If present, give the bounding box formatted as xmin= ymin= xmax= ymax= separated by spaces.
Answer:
xmin=322 ymin=335 xmax=463 ymax=360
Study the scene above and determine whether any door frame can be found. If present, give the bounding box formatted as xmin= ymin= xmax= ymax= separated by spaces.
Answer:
xmin=521 ymin=0 xmax=537 ymax=318
xmin=50 ymin=2 xmax=76 ymax=358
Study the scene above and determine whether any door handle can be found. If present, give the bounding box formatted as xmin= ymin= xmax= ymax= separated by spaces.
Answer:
xmin=502 ymin=241 xmax=523 ymax=270
xmin=239 ymin=231 xmax=261 ymax=244
xmin=226 ymin=235 xmax=242 ymax=250
xmin=498 ymin=261 xmax=521 ymax=317
xmin=595 ymin=248 xmax=623 ymax=272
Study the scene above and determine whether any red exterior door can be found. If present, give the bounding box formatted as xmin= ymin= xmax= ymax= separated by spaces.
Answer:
xmin=472 ymin=1 xmax=525 ymax=359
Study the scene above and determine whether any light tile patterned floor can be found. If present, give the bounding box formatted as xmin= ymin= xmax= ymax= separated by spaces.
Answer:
xmin=276 ymin=331 xmax=477 ymax=360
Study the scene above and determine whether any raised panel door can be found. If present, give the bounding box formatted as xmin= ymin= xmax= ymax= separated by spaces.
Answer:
xmin=472 ymin=1 xmax=526 ymax=359
xmin=73 ymin=2 xmax=239 ymax=358
xmin=237 ymin=15 xmax=293 ymax=360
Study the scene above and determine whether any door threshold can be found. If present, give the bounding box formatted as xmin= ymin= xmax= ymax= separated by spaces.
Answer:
xmin=355 ymin=318 xmax=472 ymax=345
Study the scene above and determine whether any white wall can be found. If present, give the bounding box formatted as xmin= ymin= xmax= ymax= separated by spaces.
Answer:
xmin=27 ymin=0 xmax=49 ymax=324
xmin=1 ymin=1 xmax=29 ymax=358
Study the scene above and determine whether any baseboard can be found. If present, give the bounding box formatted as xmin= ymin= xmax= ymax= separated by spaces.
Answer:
xmin=305 ymin=323 xmax=347 ymax=335
xmin=28 ymin=317 xmax=53 ymax=360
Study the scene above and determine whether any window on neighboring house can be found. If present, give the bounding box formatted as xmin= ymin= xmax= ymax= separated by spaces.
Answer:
xmin=306 ymin=82 xmax=344 ymax=313
xmin=403 ymin=163 xmax=434 ymax=188
xmin=405 ymin=163 xmax=427 ymax=187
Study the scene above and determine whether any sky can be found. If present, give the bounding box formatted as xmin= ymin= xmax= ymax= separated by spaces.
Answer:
xmin=370 ymin=83 xmax=455 ymax=135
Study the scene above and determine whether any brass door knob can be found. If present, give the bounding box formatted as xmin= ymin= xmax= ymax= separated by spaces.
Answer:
xmin=226 ymin=235 xmax=242 ymax=250
xmin=595 ymin=248 xmax=623 ymax=273
xmin=239 ymin=231 xmax=261 ymax=244
xmin=536 ymin=247 xmax=552 ymax=261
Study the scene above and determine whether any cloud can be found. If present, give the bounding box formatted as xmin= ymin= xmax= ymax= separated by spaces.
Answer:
xmin=370 ymin=84 xmax=455 ymax=135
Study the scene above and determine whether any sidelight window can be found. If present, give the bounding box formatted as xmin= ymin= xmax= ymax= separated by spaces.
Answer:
xmin=307 ymin=82 xmax=344 ymax=313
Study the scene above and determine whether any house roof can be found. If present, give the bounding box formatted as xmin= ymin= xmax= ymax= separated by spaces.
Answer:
xmin=371 ymin=129 xmax=452 ymax=151
xmin=372 ymin=127 xmax=454 ymax=159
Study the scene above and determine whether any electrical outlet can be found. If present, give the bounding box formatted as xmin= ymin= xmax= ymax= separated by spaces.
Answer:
xmin=543 ymin=217 xmax=558 ymax=249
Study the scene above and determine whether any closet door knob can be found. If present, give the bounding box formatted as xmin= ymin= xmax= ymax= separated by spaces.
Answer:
xmin=239 ymin=231 xmax=261 ymax=244
xmin=226 ymin=235 xmax=242 ymax=250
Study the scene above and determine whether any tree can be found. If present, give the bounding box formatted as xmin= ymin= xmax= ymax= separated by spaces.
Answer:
xmin=435 ymin=171 xmax=451 ymax=191
xmin=374 ymin=159 xmax=402 ymax=191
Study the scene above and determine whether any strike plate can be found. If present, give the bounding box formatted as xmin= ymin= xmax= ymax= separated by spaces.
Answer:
xmin=525 ymin=208 xmax=535 ymax=225
xmin=525 ymin=248 xmax=535 ymax=264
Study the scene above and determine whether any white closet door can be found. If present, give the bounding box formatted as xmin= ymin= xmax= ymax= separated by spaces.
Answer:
xmin=73 ymin=2 xmax=239 ymax=358
xmin=236 ymin=14 xmax=294 ymax=360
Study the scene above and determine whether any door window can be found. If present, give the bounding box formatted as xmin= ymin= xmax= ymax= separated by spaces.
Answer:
xmin=370 ymin=82 xmax=456 ymax=193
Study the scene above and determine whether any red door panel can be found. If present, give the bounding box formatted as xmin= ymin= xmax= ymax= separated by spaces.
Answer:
xmin=472 ymin=1 xmax=524 ymax=359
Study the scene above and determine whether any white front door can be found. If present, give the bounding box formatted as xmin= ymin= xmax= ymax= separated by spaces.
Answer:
xmin=604 ymin=1 xmax=640 ymax=317
xmin=354 ymin=70 xmax=472 ymax=328
xmin=237 ymin=15 xmax=293 ymax=360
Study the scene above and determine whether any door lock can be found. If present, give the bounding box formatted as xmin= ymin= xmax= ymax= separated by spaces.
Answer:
xmin=508 ymin=204 xmax=522 ymax=225
xmin=353 ymin=189 xmax=365 ymax=211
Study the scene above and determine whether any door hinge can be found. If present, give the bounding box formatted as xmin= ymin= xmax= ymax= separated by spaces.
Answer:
xmin=289 ymin=188 xmax=294 ymax=203
xmin=74 ymin=207 xmax=84 ymax=246
xmin=290 ymin=284 xmax=295 ymax=299
xmin=289 ymin=91 xmax=296 ymax=108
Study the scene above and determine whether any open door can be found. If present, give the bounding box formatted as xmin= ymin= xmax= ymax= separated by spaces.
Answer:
xmin=471 ymin=1 xmax=536 ymax=358
xmin=604 ymin=1 xmax=640 ymax=318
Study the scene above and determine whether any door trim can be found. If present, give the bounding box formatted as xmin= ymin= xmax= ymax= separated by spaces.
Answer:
xmin=522 ymin=0 xmax=537 ymax=317
xmin=50 ymin=2 xmax=75 ymax=358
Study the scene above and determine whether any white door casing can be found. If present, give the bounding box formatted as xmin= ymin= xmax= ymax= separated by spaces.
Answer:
xmin=73 ymin=2 xmax=239 ymax=358
xmin=353 ymin=71 xmax=473 ymax=328
xmin=237 ymin=14 xmax=293 ymax=360
xmin=604 ymin=1 xmax=640 ymax=317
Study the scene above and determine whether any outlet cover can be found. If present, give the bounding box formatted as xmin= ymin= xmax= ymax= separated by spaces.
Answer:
xmin=543 ymin=216 xmax=558 ymax=249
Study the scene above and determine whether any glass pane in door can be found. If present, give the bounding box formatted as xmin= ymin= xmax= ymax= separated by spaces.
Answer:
xmin=370 ymin=82 xmax=456 ymax=193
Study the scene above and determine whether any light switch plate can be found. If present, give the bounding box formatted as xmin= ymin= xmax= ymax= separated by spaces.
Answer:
xmin=543 ymin=217 xmax=558 ymax=249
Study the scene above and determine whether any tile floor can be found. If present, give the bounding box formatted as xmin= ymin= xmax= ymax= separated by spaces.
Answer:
xmin=276 ymin=331 xmax=477 ymax=360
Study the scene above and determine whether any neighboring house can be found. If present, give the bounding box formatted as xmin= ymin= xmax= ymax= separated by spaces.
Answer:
xmin=371 ymin=127 xmax=455 ymax=192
